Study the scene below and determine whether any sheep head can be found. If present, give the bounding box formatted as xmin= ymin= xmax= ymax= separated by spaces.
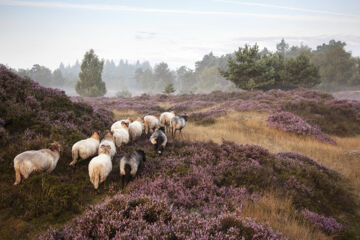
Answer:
xmin=99 ymin=144 xmax=111 ymax=155
xmin=91 ymin=132 xmax=100 ymax=141
xmin=49 ymin=141 xmax=62 ymax=154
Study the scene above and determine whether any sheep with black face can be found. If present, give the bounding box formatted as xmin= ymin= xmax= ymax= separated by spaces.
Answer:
xmin=170 ymin=115 xmax=188 ymax=137
xmin=150 ymin=126 xmax=167 ymax=155
xmin=120 ymin=150 xmax=146 ymax=187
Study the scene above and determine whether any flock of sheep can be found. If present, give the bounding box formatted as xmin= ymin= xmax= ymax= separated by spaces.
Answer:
xmin=13 ymin=111 xmax=188 ymax=189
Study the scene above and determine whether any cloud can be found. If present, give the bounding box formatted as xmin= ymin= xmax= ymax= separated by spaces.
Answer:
xmin=214 ymin=0 xmax=360 ymax=18
xmin=135 ymin=32 xmax=158 ymax=40
xmin=1 ymin=0 xmax=360 ymax=23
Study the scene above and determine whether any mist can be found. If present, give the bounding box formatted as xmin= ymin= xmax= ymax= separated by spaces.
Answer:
xmin=11 ymin=38 xmax=360 ymax=97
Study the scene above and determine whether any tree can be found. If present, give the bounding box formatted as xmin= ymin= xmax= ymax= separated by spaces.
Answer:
xmin=176 ymin=66 xmax=196 ymax=93
xmin=76 ymin=49 xmax=106 ymax=97
xmin=283 ymin=53 xmax=321 ymax=89
xmin=153 ymin=62 xmax=174 ymax=91
xmin=163 ymin=83 xmax=175 ymax=94
xmin=135 ymin=68 xmax=154 ymax=92
xmin=311 ymin=40 xmax=359 ymax=90
xmin=28 ymin=64 xmax=53 ymax=86
xmin=220 ymin=44 xmax=321 ymax=91
xmin=52 ymin=69 xmax=65 ymax=87
xmin=196 ymin=66 xmax=234 ymax=93
xmin=220 ymin=44 xmax=276 ymax=90
xmin=276 ymin=38 xmax=289 ymax=57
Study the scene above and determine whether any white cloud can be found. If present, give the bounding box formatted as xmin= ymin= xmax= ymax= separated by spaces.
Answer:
xmin=214 ymin=0 xmax=360 ymax=18
xmin=1 ymin=0 xmax=360 ymax=23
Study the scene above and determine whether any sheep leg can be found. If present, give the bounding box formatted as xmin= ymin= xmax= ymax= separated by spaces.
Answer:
xmin=69 ymin=159 xmax=77 ymax=166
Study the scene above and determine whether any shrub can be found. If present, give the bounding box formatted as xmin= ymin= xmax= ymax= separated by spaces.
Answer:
xmin=267 ymin=111 xmax=336 ymax=144
xmin=301 ymin=209 xmax=343 ymax=234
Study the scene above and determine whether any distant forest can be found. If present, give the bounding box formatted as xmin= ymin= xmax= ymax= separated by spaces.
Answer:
xmin=15 ymin=39 xmax=360 ymax=96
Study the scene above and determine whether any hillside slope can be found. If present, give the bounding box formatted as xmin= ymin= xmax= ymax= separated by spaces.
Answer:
xmin=0 ymin=66 xmax=114 ymax=239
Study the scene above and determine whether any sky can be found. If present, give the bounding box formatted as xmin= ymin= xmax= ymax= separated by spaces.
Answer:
xmin=0 ymin=0 xmax=360 ymax=70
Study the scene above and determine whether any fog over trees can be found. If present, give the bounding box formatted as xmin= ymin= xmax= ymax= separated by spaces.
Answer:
xmin=14 ymin=39 xmax=360 ymax=96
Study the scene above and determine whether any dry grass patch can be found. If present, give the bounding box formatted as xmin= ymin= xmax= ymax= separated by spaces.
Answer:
xmin=113 ymin=109 xmax=140 ymax=120
xmin=185 ymin=111 xmax=360 ymax=189
xmin=242 ymin=192 xmax=330 ymax=240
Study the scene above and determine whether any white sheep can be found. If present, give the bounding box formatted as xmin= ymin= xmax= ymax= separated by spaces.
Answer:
xmin=129 ymin=117 xmax=143 ymax=141
xmin=144 ymin=115 xmax=159 ymax=135
xmin=111 ymin=119 xmax=131 ymax=133
xmin=160 ymin=111 xmax=175 ymax=133
xmin=13 ymin=142 xmax=62 ymax=185
xmin=113 ymin=122 xmax=130 ymax=149
xmin=70 ymin=132 xmax=100 ymax=166
xmin=170 ymin=115 xmax=188 ymax=137
xmin=120 ymin=150 xmax=146 ymax=186
xmin=88 ymin=145 xmax=112 ymax=189
xmin=150 ymin=127 xmax=167 ymax=155
xmin=98 ymin=131 xmax=116 ymax=159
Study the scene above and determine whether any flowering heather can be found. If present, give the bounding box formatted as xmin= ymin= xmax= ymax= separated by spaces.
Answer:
xmin=190 ymin=107 xmax=228 ymax=122
xmin=40 ymin=195 xmax=285 ymax=240
xmin=0 ymin=66 xmax=112 ymax=145
xmin=75 ymin=88 xmax=360 ymax=136
xmin=301 ymin=209 xmax=343 ymax=234
xmin=267 ymin=112 xmax=336 ymax=144
xmin=0 ymin=66 xmax=115 ymax=238
xmin=40 ymin=140 xmax=356 ymax=239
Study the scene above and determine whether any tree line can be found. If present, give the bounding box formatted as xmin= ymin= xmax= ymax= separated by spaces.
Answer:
xmin=14 ymin=39 xmax=360 ymax=96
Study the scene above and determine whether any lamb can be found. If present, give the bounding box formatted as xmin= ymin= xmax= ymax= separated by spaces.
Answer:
xmin=144 ymin=115 xmax=159 ymax=135
xmin=98 ymin=131 xmax=116 ymax=159
xmin=120 ymin=150 xmax=146 ymax=187
xmin=70 ymin=132 xmax=100 ymax=166
xmin=170 ymin=115 xmax=188 ymax=137
xmin=129 ymin=117 xmax=143 ymax=141
xmin=13 ymin=141 xmax=62 ymax=185
xmin=111 ymin=119 xmax=131 ymax=133
xmin=88 ymin=145 xmax=112 ymax=189
xmin=159 ymin=111 xmax=175 ymax=133
xmin=113 ymin=122 xmax=130 ymax=149
xmin=150 ymin=126 xmax=168 ymax=155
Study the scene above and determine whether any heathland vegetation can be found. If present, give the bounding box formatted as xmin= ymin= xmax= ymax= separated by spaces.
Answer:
xmin=1 ymin=65 xmax=360 ymax=239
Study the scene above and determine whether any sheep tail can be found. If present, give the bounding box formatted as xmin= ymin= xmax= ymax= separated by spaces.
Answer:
xmin=70 ymin=148 xmax=79 ymax=166
xmin=13 ymin=164 xmax=21 ymax=186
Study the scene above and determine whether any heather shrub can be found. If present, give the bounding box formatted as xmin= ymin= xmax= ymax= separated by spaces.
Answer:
xmin=301 ymin=209 xmax=343 ymax=234
xmin=40 ymin=195 xmax=285 ymax=240
xmin=282 ymin=99 xmax=360 ymax=136
xmin=267 ymin=112 xmax=336 ymax=144
xmin=189 ymin=108 xmax=228 ymax=126
xmin=40 ymin=140 xmax=359 ymax=239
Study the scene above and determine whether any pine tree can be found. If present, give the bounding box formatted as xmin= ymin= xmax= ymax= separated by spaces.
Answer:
xmin=163 ymin=83 xmax=175 ymax=94
xmin=76 ymin=49 xmax=106 ymax=97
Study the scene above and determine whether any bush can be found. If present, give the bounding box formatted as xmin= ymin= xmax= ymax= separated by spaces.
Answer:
xmin=267 ymin=111 xmax=336 ymax=144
